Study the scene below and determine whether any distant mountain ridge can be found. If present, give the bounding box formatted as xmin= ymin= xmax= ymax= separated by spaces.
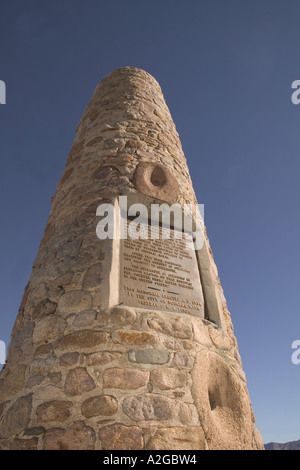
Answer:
xmin=265 ymin=439 xmax=300 ymax=450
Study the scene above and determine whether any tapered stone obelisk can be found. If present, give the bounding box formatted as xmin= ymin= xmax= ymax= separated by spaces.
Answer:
xmin=0 ymin=67 xmax=264 ymax=450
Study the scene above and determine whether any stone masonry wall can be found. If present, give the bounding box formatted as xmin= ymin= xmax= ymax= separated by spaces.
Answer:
xmin=0 ymin=67 xmax=264 ymax=450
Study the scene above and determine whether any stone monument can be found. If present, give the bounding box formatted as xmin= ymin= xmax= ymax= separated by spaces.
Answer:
xmin=0 ymin=67 xmax=264 ymax=450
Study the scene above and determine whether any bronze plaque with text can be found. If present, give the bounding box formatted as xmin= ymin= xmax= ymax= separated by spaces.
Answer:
xmin=119 ymin=220 xmax=204 ymax=317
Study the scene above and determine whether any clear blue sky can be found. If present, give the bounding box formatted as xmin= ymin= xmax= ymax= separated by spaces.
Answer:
xmin=0 ymin=0 xmax=299 ymax=445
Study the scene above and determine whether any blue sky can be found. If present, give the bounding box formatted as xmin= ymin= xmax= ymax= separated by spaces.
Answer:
xmin=0 ymin=0 xmax=299 ymax=444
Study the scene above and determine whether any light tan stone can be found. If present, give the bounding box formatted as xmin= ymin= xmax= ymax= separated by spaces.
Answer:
xmin=103 ymin=368 xmax=149 ymax=389
xmin=56 ymin=330 xmax=108 ymax=350
xmin=81 ymin=395 xmax=118 ymax=418
xmin=82 ymin=264 xmax=102 ymax=289
xmin=36 ymin=400 xmax=72 ymax=423
xmin=0 ymin=365 xmax=26 ymax=400
xmin=111 ymin=330 xmax=157 ymax=346
xmin=209 ymin=326 xmax=233 ymax=351
xmin=147 ymin=315 xmax=193 ymax=339
xmin=122 ymin=394 xmax=174 ymax=421
xmin=191 ymin=317 xmax=212 ymax=347
xmin=0 ymin=395 xmax=32 ymax=439
xmin=43 ymin=421 xmax=96 ymax=450
xmin=59 ymin=352 xmax=79 ymax=366
xmin=10 ymin=437 xmax=39 ymax=450
xmin=147 ymin=426 xmax=206 ymax=450
xmin=30 ymin=356 xmax=56 ymax=375
xmin=173 ymin=351 xmax=192 ymax=367
xmin=150 ymin=368 xmax=188 ymax=390
xmin=83 ymin=351 xmax=122 ymax=366
xmin=128 ymin=349 xmax=170 ymax=364
xmin=99 ymin=423 xmax=144 ymax=450
xmin=58 ymin=290 xmax=92 ymax=313
xmin=33 ymin=315 xmax=66 ymax=344
xmin=72 ymin=309 xmax=97 ymax=327
xmin=32 ymin=298 xmax=57 ymax=320
xmin=34 ymin=385 xmax=65 ymax=400
xmin=64 ymin=367 xmax=95 ymax=396
xmin=107 ymin=306 xmax=137 ymax=325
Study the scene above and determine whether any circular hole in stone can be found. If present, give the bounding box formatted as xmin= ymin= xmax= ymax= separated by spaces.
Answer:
xmin=208 ymin=387 xmax=222 ymax=411
xmin=150 ymin=166 xmax=167 ymax=187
